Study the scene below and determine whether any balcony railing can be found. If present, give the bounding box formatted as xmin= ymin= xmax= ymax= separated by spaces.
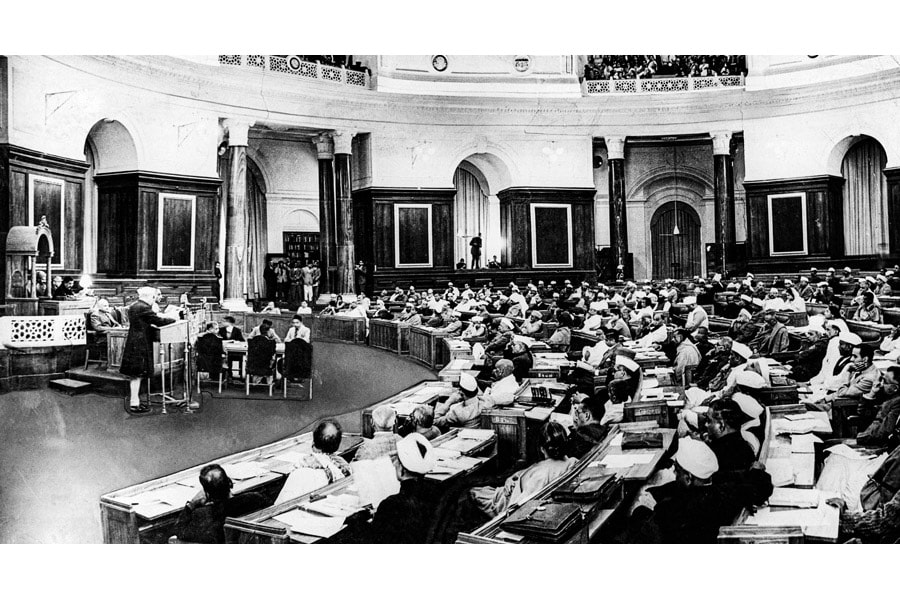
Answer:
xmin=583 ymin=74 xmax=744 ymax=95
xmin=0 ymin=315 xmax=86 ymax=349
xmin=218 ymin=55 xmax=370 ymax=88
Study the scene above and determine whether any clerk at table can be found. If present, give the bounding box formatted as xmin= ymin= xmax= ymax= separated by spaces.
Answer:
xmin=218 ymin=316 xmax=244 ymax=341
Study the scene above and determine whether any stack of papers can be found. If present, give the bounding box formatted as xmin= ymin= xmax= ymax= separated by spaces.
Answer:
xmin=458 ymin=428 xmax=494 ymax=440
xmin=272 ymin=509 xmax=345 ymax=538
xmin=765 ymin=457 xmax=795 ymax=486
xmin=594 ymin=453 xmax=655 ymax=469
xmin=227 ymin=462 xmax=270 ymax=480
xmin=768 ymin=487 xmax=821 ymax=508
xmin=791 ymin=434 xmax=821 ymax=454
xmin=439 ymin=437 xmax=482 ymax=454
xmin=305 ymin=494 xmax=365 ymax=518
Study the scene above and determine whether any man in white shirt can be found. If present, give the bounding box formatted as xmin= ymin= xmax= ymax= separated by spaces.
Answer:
xmin=637 ymin=313 xmax=668 ymax=347
xmin=581 ymin=302 xmax=607 ymax=332
xmin=284 ymin=315 xmax=311 ymax=343
xmin=683 ymin=296 xmax=709 ymax=333
xmin=482 ymin=359 xmax=518 ymax=407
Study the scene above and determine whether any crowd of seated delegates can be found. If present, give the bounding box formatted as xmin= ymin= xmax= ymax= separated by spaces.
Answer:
xmin=583 ymin=55 xmax=747 ymax=81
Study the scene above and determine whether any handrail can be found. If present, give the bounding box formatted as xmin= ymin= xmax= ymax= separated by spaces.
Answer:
xmin=218 ymin=55 xmax=370 ymax=89
xmin=583 ymin=74 xmax=744 ymax=95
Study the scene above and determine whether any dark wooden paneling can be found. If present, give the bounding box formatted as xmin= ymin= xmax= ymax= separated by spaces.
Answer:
xmin=374 ymin=201 xmax=394 ymax=268
xmin=194 ymin=193 xmax=217 ymax=271
xmin=432 ymin=201 xmax=453 ymax=268
xmin=884 ymin=168 xmax=900 ymax=255
xmin=66 ymin=179 xmax=83 ymax=272
xmin=572 ymin=202 xmax=594 ymax=270
xmin=10 ymin=171 xmax=28 ymax=226
xmin=137 ymin=189 xmax=158 ymax=273
xmin=533 ymin=206 xmax=569 ymax=264
xmin=159 ymin=195 xmax=193 ymax=267
xmin=97 ymin=185 xmax=138 ymax=274
xmin=396 ymin=206 xmax=430 ymax=265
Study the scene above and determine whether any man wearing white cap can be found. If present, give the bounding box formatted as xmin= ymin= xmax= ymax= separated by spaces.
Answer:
xmin=582 ymin=330 xmax=613 ymax=368
xmin=683 ymin=296 xmax=709 ymax=333
xmin=120 ymin=286 xmax=175 ymax=415
xmin=815 ymin=329 xmax=863 ymax=393
xmin=636 ymin=312 xmax=668 ymax=347
xmin=435 ymin=373 xmax=491 ymax=429
xmin=625 ymin=438 xmax=770 ymax=544
xmin=519 ymin=310 xmax=545 ymax=338
xmin=483 ymin=318 xmax=515 ymax=356
xmin=694 ymin=336 xmax=735 ymax=390
xmin=361 ymin=433 xmax=439 ymax=544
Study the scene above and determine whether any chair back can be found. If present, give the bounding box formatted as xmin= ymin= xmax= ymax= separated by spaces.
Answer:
xmin=196 ymin=334 xmax=224 ymax=375
xmin=247 ymin=336 xmax=276 ymax=376
xmin=284 ymin=338 xmax=313 ymax=380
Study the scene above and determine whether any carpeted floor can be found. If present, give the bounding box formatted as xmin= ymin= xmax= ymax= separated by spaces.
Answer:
xmin=0 ymin=342 xmax=435 ymax=543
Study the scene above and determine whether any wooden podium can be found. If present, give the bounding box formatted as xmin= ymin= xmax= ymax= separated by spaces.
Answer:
xmin=152 ymin=321 xmax=190 ymax=414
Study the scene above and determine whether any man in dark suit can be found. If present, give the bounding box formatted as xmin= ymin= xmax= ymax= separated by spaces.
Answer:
xmin=119 ymin=287 xmax=176 ymax=414
xmin=218 ymin=316 xmax=244 ymax=341
xmin=196 ymin=322 xmax=225 ymax=379
xmin=176 ymin=464 xmax=267 ymax=543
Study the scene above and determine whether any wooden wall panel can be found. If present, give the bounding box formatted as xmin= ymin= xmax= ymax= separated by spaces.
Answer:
xmin=10 ymin=171 xmax=27 ymax=226
xmin=572 ymin=202 xmax=595 ymax=270
xmin=884 ymin=168 xmax=900 ymax=255
xmin=432 ymin=201 xmax=453 ymax=268
xmin=374 ymin=201 xmax=394 ymax=268
xmin=65 ymin=180 xmax=83 ymax=272
xmin=193 ymin=194 xmax=217 ymax=272
xmin=137 ymin=190 xmax=158 ymax=273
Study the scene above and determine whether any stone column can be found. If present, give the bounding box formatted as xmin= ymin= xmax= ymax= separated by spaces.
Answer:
xmin=315 ymin=134 xmax=336 ymax=294
xmin=606 ymin=136 xmax=628 ymax=276
xmin=333 ymin=131 xmax=356 ymax=295
xmin=221 ymin=119 xmax=253 ymax=312
xmin=712 ymin=131 xmax=735 ymax=275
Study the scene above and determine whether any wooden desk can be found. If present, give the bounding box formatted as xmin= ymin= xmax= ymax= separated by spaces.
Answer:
xmin=224 ymin=428 xmax=496 ymax=544
xmin=457 ymin=425 xmax=674 ymax=544
xmin=39 ymin=298 xmax=94 ymax=316
xmin=369 ymin=319 xmax=410 ymax=354
xmin=105 ymin=327 xmax=184 ymax=375
xmin=312 ymin=314 xmax=367 ymax=344
xmin=444 ymin=337 xmax=473 ymax=362
xmin=361 ymin=381 xmax=456 ymax=438
xmin=99 ymin=430 xmax=363 ymax=544
xmin=408 ymin=326 xmax=452 ymax=369
xmin=438 ymin=358 xmax=484 ymax=383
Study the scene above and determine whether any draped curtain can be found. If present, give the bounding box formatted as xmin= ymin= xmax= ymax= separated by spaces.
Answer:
xmin=453 ymin=166 xmax=487 ymax=264
xmin=842 ymin=139 xmax=888 ymax=256
xmin=651 ymin=201 xmax=702 ymax=280
xmin=246 ymin=164 xmax=268 ymax=300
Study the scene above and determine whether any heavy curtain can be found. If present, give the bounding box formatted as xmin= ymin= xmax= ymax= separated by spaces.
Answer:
xmin=842 ymin=139 xmax=888 ymax=256
xmin=246 ymin=166 xmax=268 ymax=300
xmin=453 ymin=166 xmax=487 ymax=264
xmin=651 ymin=201 xmax=702 ymax=280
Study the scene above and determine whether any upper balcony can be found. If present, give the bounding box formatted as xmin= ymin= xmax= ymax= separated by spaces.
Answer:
xmin=217 ymin=55 xmax=371 ymax=89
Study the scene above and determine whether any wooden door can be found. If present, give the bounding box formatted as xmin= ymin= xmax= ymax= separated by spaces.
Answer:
xmin=651 ymin=202 xmax=702 ymax=280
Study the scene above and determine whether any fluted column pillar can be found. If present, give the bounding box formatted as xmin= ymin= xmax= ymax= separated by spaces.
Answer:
xmin=333 ymin=131 xmax=356 ymax=295
xmin=712 ymin=131 xmax=735 ymax=275
xmin=221 ymin=119 xmax=254 ymax=312
xmin=315 ymin=134 xmax=336 ymax=294
xmin=606 ymin=136 xmax=628 ymax=277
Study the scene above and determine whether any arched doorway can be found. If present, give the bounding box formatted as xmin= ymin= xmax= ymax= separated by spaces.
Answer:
xmin=453 ymin=161 xmax=489 ymax=268
xmin=841 ymin=137 xmax=888 ymax=256
xmin=651 ymin=201 xmax=702 ymax=280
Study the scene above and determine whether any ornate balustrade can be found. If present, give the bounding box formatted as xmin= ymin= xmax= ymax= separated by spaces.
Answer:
xmin=583 ymin=75 xmax=744 ymax=95
xmin=0 ymin=315 xmax=86 ymax=349
xmin=218 ymin=55 xmax=370 ymax=88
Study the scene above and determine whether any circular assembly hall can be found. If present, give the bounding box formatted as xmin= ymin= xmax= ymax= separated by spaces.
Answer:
xmin=3 ymin=54 xmax=900 ymax=546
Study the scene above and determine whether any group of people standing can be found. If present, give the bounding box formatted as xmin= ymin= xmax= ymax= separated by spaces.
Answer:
xmin=263 ymin=259 xmax=321 ymax=305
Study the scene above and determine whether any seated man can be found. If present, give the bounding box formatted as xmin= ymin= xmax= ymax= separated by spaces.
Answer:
xmin=705 ymin=399 xmax=756 ymax=474
xmin=636 ymin=313 xmax=668 ymax=347
xmin=546 ymin=311 xmax=574 ymax=351
xmin=459 ymin=316 xmax=488 ymax=342
xmin=582 ymin=330 xmax=613 ymax=368
xmin=284 ymin=315 xmax=311 ymax=343
xmin=580 ymin=302 xmax=606 ymax=332
xmin=694 ymin=336 xmax=733 ymax=390
xmin=295 ymin=301 xmax=313 ymax=315
xmin=89 ymin=297 xmax=122 ymax=338
xmin=856 ymin=366 xmax=900 ymax=447
xmin=195 ymin=321 xmax=225 ymax=379
xmin=483 ymin=318 xmax=515 ymax=356
xmin=362 ymin=433 xmax=440 ymax=544
xmin=609 ymin=354 xmax=642 ymax=404
xmin=683 ymin=296 xmax=709 ymax=333
xmin=821 ymin=344 xmax=879 ymax=410
xmin=398 ymin=303 xmax=422 ymax=326
xmin=353 ymin=405 xmax=402 ymax=470
xmin=410 ymin=405 xmax=441 ymax=441
xmin=504 ymin=340 xmax=534 ymax=381
xmin=295 ymin=420 xmax=352 ymax=483
xmin=482 ymin=359 xmax=519 ymax=407
xmin=249 ymin=318 xmax=282 ymax=342
xmin=838 ymin=442 xmax=900 ymax=543
xmin=566 ymin=391 xmax=609 ymax=459
xmin=246 ymin=323 xmax=277 ymax=384
xmin=470 ymin=422 xmax=577 ymax=518
xmin=751 ymin=310 xmax=790 ymax=356
xmin=218 ymin=316 xmax=244 ymax=341
xmin=518 ymin=310 xmax=545 ymax=338
xmin=176 ymin=464 xmax=267 ymax=543
xmin=672 ymin=328 xmax=702 ymax=386
xmin=853 ymin=291 xmax=883 ymax=324
xmin=625 ymin=438 xmax=772 ymax=544
xmin=435 ymin=310 xmax=463 ymax=336
xmin=434 ymin=373 xmax=492 ymax=429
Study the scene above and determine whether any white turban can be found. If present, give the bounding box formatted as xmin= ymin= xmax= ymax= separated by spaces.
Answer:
xmin=396 ymin=433 xmax=435 ymax=475
xmin=459 ymin=373 xmax=478 ymax=393
xmin=736 ymin=370 xmax=766 ymax=390
xmin=675 ymin=438 xmax=719 ymax=479
xmin=615 ymin=355 xmax=640 ymax=372
xmin=732 ymin=392 xmax=764 ymax=420
xmin=838 ymin=331 xmax=863 ymax=346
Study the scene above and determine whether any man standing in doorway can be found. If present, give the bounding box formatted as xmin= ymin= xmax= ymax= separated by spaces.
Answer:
xmin=470 ymin=232 xmax=483 ymax=270
xmin=301 ymin=262 xmax=314 ymax=303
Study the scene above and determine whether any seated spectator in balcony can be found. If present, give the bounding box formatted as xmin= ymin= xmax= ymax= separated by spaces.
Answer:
xmin=455 ymin=258 xmax=467 ymax=270
xmin=295 ymin=301 xmax=312 ymax=316
xmin=89 ymin=297 xmax=122 ymax=337
xmin=52 ymin=276 xmax=79 ymax=300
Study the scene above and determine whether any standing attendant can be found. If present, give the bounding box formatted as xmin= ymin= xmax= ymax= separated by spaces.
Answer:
xmin=212 ymin=261 xmax=223 ymax=303
xmin=120 ymin=287 xmax=176 ymax=415
xmin=263 ymin=261 xmax=278 ymax=302
xmin=469 ymin=232 xmax=483 ymax=269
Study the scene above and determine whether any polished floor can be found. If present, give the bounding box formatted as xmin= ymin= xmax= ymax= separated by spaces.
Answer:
xmin=0 ymin=342 xmax=435 ymax=543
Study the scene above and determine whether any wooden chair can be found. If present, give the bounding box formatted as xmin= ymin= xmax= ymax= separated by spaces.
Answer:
xmin=244 ymin=336 xmax=277 ymax=396
xmin=282 ymin=338 xmax=313 ymax=400
xmin=83 ymin=330 xmax=108 ymax=370
xmin=195 ymin=348 xmax=226 ymax=394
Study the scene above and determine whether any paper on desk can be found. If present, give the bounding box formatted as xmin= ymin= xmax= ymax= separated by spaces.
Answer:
xmin=791 ymin=434 xmax=822 ymax=454
xmin=825 ymin=444 xmax=870 ymax=461
xmin=641 ymin=378 xmax=659 ymax=390
xmin=765 ymin=457 xmax=795 ymax=486
xmin=352 ymin=456 xmax=400 ymax=510
xmin=306 ymin=494 xmax=365 ymax=518
xmin=435 ymin=455 xmax=481 ymax=471
xmin=432 ymin=447 xmax=462 ymax=460
xmin=275 ymin=467 xmax=330 ymax=505
xmin=174 ymin=477 xmax=202 ymax=490
xmin=272 ymin=509 xmax=345 ymax=538
xmin=783 ymin=413 xmax=817 ymax=422
xmin=525 ymin=406 xmax=554 ymax=420
xmin=596 ymin=453 xmax=655 ymax=469
xmin=609 ymin=432 xmax=624 ymax=446
xmin=262 ymin=459 xmax=297 ymax=476
xmin=774 ymin=419 xmax=817 ymax=435
xmin=768 ymin=488 xmax=821 ymax=508
xmin=457 ymin=428 xmax=493 ymax=441
xmin=226 ymin=462 xmax=270 ymax=480
xmin=550 ymin=412 xmax=574 ymax=429
xmin=440 ymin=437 xmax=481 ymax=453
xmin=391 ymin=401 xmax=418 ymax=416
xmin=745 ymin=506 xmax=838 ymax=540
xmin=153 ymin=485 xmax=199 ymax=508
xmin=276 ymin=451 xmax=307 ymax=465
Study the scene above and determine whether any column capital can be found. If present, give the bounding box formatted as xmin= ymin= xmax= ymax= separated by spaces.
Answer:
xmin=223 ymin=119 xmax=254 ymax=147
xmin=315 ymin=134 xmax=334 ymax=160
xmin=333 ymin=130 xmax=356 ymax=155
xmin=711 ymin=131 xmax=733 ymax=155
xmin=604 ymin=136 xmax=626 ymax=160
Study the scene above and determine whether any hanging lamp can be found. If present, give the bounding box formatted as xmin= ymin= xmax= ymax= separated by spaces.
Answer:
xmin=672 ymin=145 xmax=680 ymax=236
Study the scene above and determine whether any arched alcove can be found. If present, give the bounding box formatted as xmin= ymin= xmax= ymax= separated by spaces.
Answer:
xmin=650 ymin=201 xmax=703 ymax=280
xmin=85 ymin=119 xmax=139 ymax=174
xmin=839 ymin=136 xmax=889 ymax=256
xmin=453 ymin=161 xmax=489 ymax=267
